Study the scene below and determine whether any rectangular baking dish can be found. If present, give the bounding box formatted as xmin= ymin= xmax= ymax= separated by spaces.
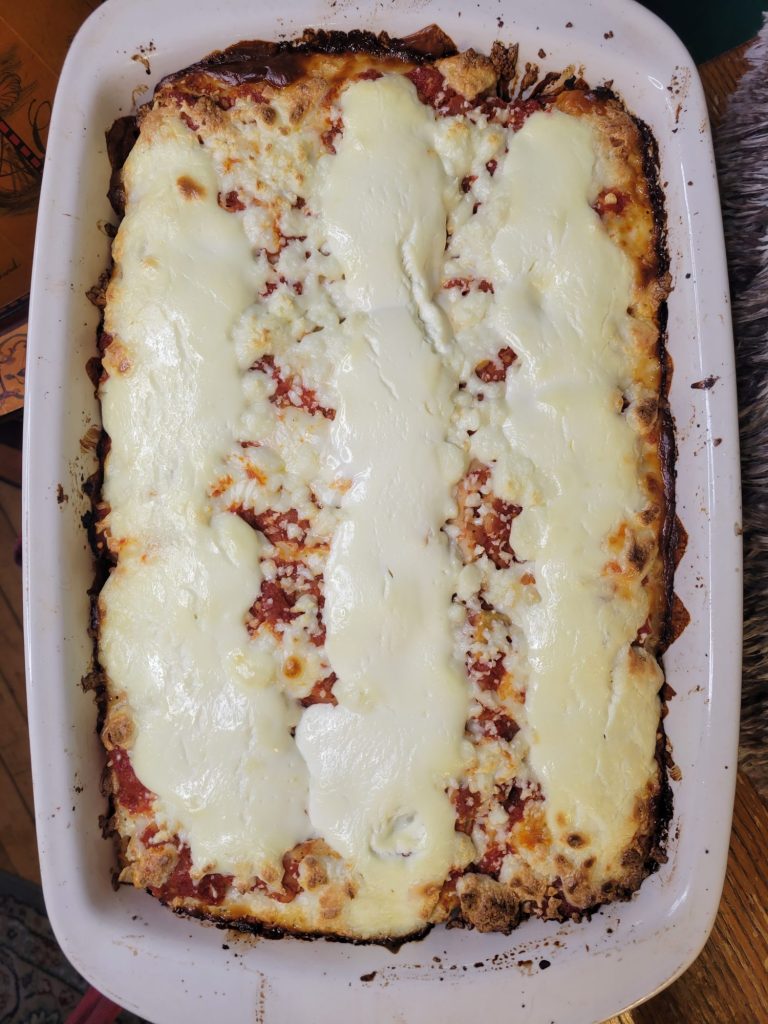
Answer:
xmin=23 ymin=1 xmax=742 ymax=1021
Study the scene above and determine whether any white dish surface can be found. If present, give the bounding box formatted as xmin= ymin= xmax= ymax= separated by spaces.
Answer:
xmin=23 ymin=0 xmax=742 ymax=1021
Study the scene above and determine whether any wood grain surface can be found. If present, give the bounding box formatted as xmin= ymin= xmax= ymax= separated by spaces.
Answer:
xmin=608 ymin=772 xmax=768 ymax=1023
xmin=0 ymin=479 xmax=39 ymax=883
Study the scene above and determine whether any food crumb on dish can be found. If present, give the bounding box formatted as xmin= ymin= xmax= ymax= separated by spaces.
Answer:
xmin=690 ymin=375 xmax=720 ymax=390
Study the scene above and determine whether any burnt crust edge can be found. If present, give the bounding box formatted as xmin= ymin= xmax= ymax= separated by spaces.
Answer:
xmin=159 ymin=25 xmax=458 ymax=90
xmin=634 ymin=107 xmax=679 ymax=884
xmin=165 ymin=899 xmax=432 ymax=952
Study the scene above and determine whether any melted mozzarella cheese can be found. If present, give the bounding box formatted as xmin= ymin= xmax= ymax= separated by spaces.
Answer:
xmin=100 ymin=72 xmax=662 ymax=932
xmin=99 ymin=118 xmax=311 ymax=880
xmin=296 ymin=76 xmax=473 ymax=937
xmin=442 ymin=110 xmax=660 ymax=861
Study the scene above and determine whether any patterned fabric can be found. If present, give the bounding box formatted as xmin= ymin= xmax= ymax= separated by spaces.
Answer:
xmin=0 ymin=872 xmax=144 ymax=1024
xmin=0 ymin=319 xmax=24 ymax=417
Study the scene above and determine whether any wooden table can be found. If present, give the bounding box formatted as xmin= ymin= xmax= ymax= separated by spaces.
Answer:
xmin=608 ymin=772 xmax=768 ymax=1023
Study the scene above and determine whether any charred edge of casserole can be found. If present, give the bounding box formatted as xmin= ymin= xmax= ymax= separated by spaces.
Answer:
xmin=81 ymin=427 xmax=111 ymax=738
xmin=105 ymin=116 xmax=140 ymax=218
xmin=634 ymin=113 xmax=687 ymax=684
xmin=82 ymin=234 xmax=122 ymax=868
xmin=162 ymin=901 xmax=432 ymax=951
xmin=157 ymin=24 xmax=458 ymax=90
xmin=625 ymin=107 xmax=676 ymax=870
xmin=83 ymin=476 xmax=119 ymax=848
xmin=651 ymin=719 xmax=674 ymax=863
xmin=106 ymin=27 xmax=457 ymax=216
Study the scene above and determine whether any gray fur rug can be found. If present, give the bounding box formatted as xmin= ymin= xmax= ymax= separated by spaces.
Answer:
xmin=715 ymin=15 xmax=768 ymax=799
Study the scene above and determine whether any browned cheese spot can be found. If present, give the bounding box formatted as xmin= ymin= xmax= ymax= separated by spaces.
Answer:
xmin=177 ymin=175 xmax=206 ymax=199
xmin=639 ymin=504 xmax=660 ymax=525
xmin=627 ymin=540 xmax=650 ymax=573
xmin=459 ymin=874 xmax=522 ymax=934
xmin=132 ymin=844 xmax=180 ymax=889
xmin=104 ymin=339 xmax=132 ymax=375
xmin=102 ymin=705 xmax=135 ymax=749
xmin=635 ymin=396 xmax=658 ymax=426
xmin=283 ymin=656 xmax=302 ymax=679
xmin=318 ymin=888 xmax=343 ymax=920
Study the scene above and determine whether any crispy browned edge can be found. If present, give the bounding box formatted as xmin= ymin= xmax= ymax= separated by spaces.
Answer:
xmin=83 ymin=24 xmax=682 ymax=945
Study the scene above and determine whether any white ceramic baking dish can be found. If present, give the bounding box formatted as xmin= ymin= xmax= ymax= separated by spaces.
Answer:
xmin=23 ymin=0 xmax=742 ymax=1021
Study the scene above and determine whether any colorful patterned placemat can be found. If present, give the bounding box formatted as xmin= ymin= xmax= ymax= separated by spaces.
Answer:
xmin=0 ymin=870 xmax=145 ymax=1024
xmin=0 ymin=318 xmax=25 ymax=417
